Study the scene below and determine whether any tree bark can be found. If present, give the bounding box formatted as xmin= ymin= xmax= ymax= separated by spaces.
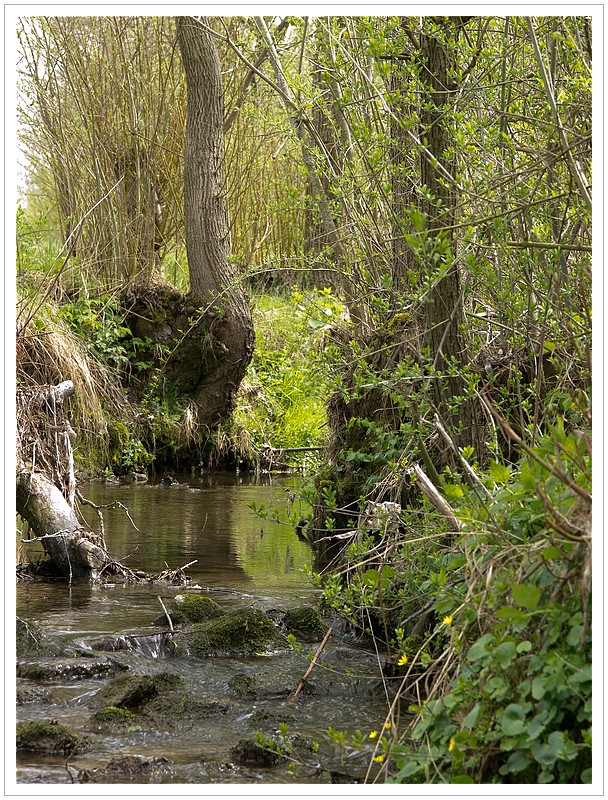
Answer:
xmin=176 ymin=16 xmax=254 ymax=425
xmin=418 ymin=19 xmax=486 ymax=457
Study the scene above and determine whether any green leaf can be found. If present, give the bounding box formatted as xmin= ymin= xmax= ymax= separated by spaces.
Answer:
xmin=495 ymin=607 xmax=529 ymax=623
xmin=450 ymin=775 xmax=474 ymax=783
xmin=363 ymin=569 xmax=379 ymax=586
xmin=541 ymin=545 xmax=564 ymax=560
xmin=500 ymin=703 xmax=529 ymax=736
xmin=489 ymin=460 xmax=511 ymax=484
xmin=462 ymin=703 xmax=481 ymax=729
xmin=499 ymin=750 xmax=532 ymax=775
xmin=466 ymin=633 xmax=494 ymax=662
xmin=531 ymin=676 xmax=547 ymax=700
xmin=494 ymin=641 xmax=517 ymax=668
xmin=531 ymin=732 xmax=562 ymax=765
xmin=444 ymin=483 xmax=465 ymax=500
xmin=511 ymin=583 xmax=541 ymax=610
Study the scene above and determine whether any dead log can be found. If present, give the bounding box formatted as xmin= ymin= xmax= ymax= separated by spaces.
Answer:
xmin=17 ymin=470 xmax=109 ymax=580
xmin=16 ymin=379 xmax=111 ymax=580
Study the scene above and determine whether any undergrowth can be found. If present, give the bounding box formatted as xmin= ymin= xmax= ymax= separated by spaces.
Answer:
xmin=221 ymin=287 xmax=344 ymax=470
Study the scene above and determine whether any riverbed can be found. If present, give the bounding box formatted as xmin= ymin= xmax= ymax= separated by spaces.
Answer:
xmin=16 ymin=472 xmax=395 ymax=785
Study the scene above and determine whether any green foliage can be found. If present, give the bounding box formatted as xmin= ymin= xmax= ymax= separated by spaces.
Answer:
xmin=386 ymin=431 xmax=591 ymax=784
xmin=58 ymin=296 xmax=154 ymax=378
xmin=232 ymin=288 xmax=343 ymax=463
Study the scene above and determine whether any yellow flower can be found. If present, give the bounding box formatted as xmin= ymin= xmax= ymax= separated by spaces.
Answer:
xmin=397 ymin=653 xmax=408 ymax=666
xmin=443 ymin=615 xmax=454 ymax=626
xmin=373 ymin=754 xmax=385 ymax=763
xmin=448 ymin=738 xmax=456 ymax=752
xmin=384 ymin=722 xmax=392 ymax=731
xmin=369 ymin=730 xmax=378 ymax=739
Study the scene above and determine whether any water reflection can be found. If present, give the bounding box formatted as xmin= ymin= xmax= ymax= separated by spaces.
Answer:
xmin=77 ymin=472 xmax=312 ymax=590
xmin=17 ymin=472 xmax=316 ymax=636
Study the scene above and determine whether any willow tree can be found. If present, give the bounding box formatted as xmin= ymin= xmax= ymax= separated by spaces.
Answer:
xmin=175 ymin=16 xmax=254 ymax=425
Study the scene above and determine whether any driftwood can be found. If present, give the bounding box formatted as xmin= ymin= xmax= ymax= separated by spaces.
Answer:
xmin=16 ymin=380 xmax=111 ymax=580
xmin=17 ymin=471 xmax=108 ymax=579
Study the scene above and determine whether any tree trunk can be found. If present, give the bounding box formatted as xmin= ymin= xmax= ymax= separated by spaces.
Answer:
xmin=176 ymin=16 xmax=254 ymax=425
xmin=419 ymin=19 xmax=486 ymax=457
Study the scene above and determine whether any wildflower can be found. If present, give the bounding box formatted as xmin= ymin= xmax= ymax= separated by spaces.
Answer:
xmin=397 ymin=653 xmax=408 ymax=666
xmin=443 ymin=615 xmax=454 ymax=626
xmin=384 ymin=722 xmax=392 ymax=731
xmin=373 ymin=754 xmax=385 ymax=763
xmin=369 ymin=730 xmax=378 ymax=739
xmin=448 ymin=738 xmax=456 ymax=752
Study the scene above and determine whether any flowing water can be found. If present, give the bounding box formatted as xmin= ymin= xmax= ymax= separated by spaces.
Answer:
xmin=16 ymin=472 xmax=394 ymax=785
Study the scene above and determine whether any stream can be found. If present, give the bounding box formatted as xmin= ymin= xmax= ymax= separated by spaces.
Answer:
xmin=16 ymin=472 xmax=394 ymax=785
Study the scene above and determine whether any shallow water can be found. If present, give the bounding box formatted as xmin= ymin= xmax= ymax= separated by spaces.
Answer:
xmin=16 ymin=472 xmax=394 ymax=785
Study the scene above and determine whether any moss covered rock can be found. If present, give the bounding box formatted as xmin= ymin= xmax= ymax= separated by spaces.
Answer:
xmin=283 ymin=606 xmax=327 ymax=641
xmin=16 ymin=720 xmax=89 ymax=755
xmin=91 ymin=672 xmax=186 ymax=711
xmin=78 ymin=755 xmax=173 ymax=784
xmin=179 ymin=607 xmax=283 ymax=657
xmin=228 ymin=670 xmax=304 ymax=700
xmin=17 ymin=658 xmax=127 ymax=682
xmin=153 ymin=593 xmax=225 ymax=626
xmin=230 ymin=738 xmax=280 ymax=768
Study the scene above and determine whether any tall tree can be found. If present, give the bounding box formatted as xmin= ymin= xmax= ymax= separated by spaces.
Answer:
xmin=416 ymin=17 xmax=486 ymax=456
xmin=175 ymin=16 xmax=254 ymax=425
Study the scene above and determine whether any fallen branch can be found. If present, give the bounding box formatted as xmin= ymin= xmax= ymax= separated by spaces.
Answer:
xmin=286 ymin=626 xmax=333 ymax=704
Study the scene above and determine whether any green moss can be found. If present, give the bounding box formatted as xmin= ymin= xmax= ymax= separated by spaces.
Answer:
xmin=184 ymin=607 xmax=283 ymax=657
xmin=283 ymin=606 xmax=327 ymax=641
xmin=16 ymin=720 xmax=89 ymax=755
xmin=227 ymin=673 xmax=257 ymax=699
xmin=93 ymin=706 xmax=132 ymax=722
xmin=172 ymin=593 xmax=224 ymax=623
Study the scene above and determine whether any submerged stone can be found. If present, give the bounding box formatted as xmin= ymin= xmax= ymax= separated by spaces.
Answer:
xmin=229 ymin=669 xmax=314 ymax=700
xmin=91 ymin=671 xmax=187 ymax=711
xmin=246 ymin=707 xmax=297 ymax=730
xmin=17 ymin=657 xmax=128 ymax=682
xmin=17 ymin=685 xmax=54 ymax=705
xmin=78 ymin=755 xmax=173 ymax=784
xmin=16 ymin=720 xmax=89 ymax=755
xmin=89 ymin=671 xmax=230 ymax=733
xmin=16 ymin=617 xmax=62 ymax=659
xmin=90 ymin=705 xmax=134 ymax=733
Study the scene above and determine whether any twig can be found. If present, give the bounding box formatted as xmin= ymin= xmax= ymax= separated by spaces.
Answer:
xmin=410 ymin=464 xmax=463 ymax=532
xmin=157 ymin=596 xmax=174 ymax=632
xmin=286 ymin=627 xmax=333 ymax=704
xmin=433 ymin=415 xmax=492 ymax=497
xmin=481 ymin=388 xmax=592 ymax=503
